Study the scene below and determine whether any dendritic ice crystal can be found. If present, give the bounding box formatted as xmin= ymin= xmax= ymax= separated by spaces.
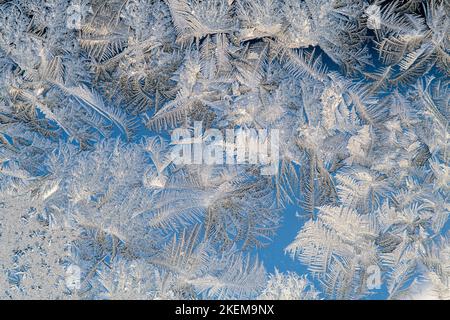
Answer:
xmin=0 ymin=0 xmax=449 ymax=300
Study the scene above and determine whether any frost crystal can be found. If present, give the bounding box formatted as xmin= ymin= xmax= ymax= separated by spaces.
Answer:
xmin=0 ymin=0 xmax=449 ymax=300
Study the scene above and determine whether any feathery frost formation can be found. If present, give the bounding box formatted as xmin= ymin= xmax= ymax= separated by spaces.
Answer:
xmin=0 ymin=0 xmax=449 ymax=300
